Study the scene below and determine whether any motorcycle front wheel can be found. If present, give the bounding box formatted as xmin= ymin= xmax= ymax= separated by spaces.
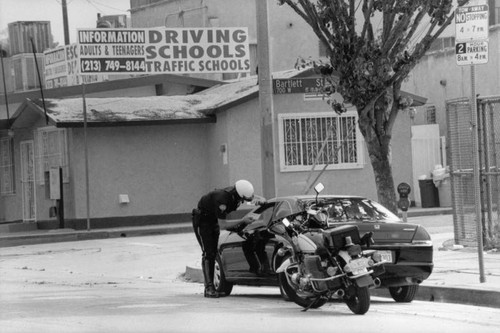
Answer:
xmin=278 ymin=257 xmax=327 ymax=309
xmin=344 ymin=286 xmax=370 ymax=315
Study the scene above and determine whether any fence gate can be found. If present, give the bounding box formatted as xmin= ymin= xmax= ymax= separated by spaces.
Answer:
xmin=447 ymin=96 xmax=500 ymax=247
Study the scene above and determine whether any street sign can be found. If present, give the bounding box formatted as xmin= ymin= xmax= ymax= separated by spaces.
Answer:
xmin=456 ymin=40 xmax=489 ymax=65
xmin=272 ymin=78 xmax=326 ymax=94
xmin=455 ymin=5 xmax=489 ymax=41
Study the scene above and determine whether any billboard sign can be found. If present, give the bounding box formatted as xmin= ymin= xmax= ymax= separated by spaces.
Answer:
xmin=44 ymin=44 xmax=107 ymax=88
xmin=76 ymin=28 xmax=251 ymax=74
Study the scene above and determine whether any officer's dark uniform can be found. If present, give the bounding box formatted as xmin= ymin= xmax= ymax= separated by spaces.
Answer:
xmin=192 ymin=186 xmax=241 ymax=297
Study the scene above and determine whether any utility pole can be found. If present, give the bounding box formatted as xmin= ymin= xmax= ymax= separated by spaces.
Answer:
xmin=0 ymin=49 xmax=9 ymax=120
xmin=62 ymin=0 xmax=70 ymax=45
xmin=256 ymin=0 xmax=276 ymax=199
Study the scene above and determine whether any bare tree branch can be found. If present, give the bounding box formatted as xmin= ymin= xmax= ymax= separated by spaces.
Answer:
xmin=360 ymin=0 xmax=375 ymax=42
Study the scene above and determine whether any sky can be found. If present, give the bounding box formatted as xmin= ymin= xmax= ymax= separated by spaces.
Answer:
xmin=0 ymin=0 xmax=131 ymax=46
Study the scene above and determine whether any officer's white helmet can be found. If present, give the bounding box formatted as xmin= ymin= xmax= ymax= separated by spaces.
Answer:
xmin=235 ymin=180 xmax=254 ymax=201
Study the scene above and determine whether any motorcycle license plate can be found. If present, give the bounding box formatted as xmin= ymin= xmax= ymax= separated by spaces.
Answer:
xmin=349 ymin=258 xmax=369 ymax=276
xmin=378 ymin=250 xmax=393 ymax=263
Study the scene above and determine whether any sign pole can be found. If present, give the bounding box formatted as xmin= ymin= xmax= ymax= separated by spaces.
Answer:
xmin=455 ymin=0 xmax=488 ymax=283
xmin=82 ymin=83 xmax=91 ymax=231
xmin=470 ymin=65 xmax=486 ymax=283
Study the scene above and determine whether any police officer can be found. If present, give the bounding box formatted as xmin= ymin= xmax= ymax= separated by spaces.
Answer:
xmin=192 ymin=180 xmax=255 ymax=298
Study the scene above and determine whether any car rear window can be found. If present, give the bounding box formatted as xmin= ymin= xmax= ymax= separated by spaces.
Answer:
xmin=252 ymin=202 xmax=277 ymax=224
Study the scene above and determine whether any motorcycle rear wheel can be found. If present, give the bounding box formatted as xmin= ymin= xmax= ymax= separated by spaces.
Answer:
xmin=277 ymin=258 xmax=327 ymax=309
xmin=344 ymin=286 xmax=370 ymax=315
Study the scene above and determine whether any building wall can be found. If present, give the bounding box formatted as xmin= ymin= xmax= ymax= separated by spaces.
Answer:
xmin=206 ymin=110 xmax=229 ymax=191
xmin=69 ymin=124 xmax=210 ymax=219
xmin=267 ymin=2 xmax=326 ymax=71
xmin=213 ymin=89 xmax=414 ymax=203
xmin=269 ymin=91 xmax=413 ymax=201
xmin=225 ymin=99 xmax=263 ymax=195
xmin=203 ymin=97 xmax=263 ymax=197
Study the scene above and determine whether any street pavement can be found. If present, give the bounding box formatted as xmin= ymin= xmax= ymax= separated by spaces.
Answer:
xmin=1 ymin=207 xmax=499 ymax=308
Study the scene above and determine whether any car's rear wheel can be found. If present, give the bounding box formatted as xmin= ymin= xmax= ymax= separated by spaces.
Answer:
xmin=389 ymin=284 xmax=419 ymax=302
xmin=214 ymin=255 xmax=233 ymax=296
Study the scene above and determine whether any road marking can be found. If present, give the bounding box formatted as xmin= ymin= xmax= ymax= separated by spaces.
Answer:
xmin=32 ymin=295 xmax=98 ymax=300
xmin=116 ymin=303 xmax=184 ymax=309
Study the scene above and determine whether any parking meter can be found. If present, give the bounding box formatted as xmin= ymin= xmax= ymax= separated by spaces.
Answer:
xmin=397 ymin=182 xmax=411 ymax=222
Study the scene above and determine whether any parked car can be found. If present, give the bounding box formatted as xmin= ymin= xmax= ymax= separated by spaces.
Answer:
xmin=214 ymin=194 xmax=433 ymax=303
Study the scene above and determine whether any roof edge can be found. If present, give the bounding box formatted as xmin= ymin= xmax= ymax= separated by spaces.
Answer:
xmin=54 ymin=116 xmax=216 ymax=128
xmin=1 ymin=73 xmax=223 ymax=105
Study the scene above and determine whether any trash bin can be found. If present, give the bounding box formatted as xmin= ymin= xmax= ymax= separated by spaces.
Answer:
xmin=431 ymin=165 xmax=451 ymax=207
xmin=419 ymin=179 xmax=440 ymax=208
xmin=437 ymin=177 xmax=452 ymax=207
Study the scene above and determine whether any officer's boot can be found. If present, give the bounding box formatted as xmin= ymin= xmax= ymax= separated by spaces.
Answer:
xmin=202 ymin=258 xmax=219 ymax=298
xmin=260 ymin=253 xmax=272 ymax=275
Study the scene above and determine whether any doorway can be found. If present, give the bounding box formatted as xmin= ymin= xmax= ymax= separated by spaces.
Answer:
xmin=20 ymin=140 xmax=36 ymax=222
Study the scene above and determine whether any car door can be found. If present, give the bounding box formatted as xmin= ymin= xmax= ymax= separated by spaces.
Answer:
xmin=219 ymin=202 xmax=277 ymax=278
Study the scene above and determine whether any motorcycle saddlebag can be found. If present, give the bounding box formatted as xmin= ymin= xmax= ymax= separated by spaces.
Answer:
xmin=324 ymin=225 xmax=361 ymax=249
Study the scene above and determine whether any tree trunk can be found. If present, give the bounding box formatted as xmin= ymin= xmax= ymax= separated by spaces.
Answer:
xmin=359 ymin=121 xmax=398 ymax=214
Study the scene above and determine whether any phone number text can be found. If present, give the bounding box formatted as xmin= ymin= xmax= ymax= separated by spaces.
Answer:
xmin=80 ymin=58 xmax=146 ymax=73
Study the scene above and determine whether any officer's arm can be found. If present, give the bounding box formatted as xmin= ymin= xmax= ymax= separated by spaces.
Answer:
xmin=218 ymin=215 xmax=255 ymax=230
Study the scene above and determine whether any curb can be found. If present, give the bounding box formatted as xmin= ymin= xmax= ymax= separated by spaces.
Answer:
xmin=184 ymin=265 xmax=204 ymax=283
xmin=183 ymin=265 xmax=500 ymax=309
xmin=370 ymin=285 xmax=500 ymax=309
xmin=0 ymin=224 xmax=193 ymax=248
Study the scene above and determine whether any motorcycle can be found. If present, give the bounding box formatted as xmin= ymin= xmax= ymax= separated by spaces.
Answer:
xmin=268 ymin=183 xmax=386 ymax=314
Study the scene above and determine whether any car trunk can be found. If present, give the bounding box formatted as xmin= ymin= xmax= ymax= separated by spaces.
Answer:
xmin=339 ymin=222 xmax=418 ymax=244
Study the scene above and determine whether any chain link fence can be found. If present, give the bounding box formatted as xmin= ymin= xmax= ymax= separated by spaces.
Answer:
xmin=446 ymin=96 xmax=500 ymax=247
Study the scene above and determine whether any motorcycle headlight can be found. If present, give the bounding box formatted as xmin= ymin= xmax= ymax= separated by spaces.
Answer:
xmin=347 ymin=244 xmax=362 ymax=257
xmin=316 ymin=212 xmax=327 ymax=222
xmin=372 ymin=251 xmax=382 ymax=263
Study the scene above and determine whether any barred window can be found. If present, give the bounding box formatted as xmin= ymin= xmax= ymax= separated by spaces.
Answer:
xmin=0 ymin=137 xmax=15 ymax=195
xmin=278 ymin=111 xmax=364 ymax=172
xmin=35 ymin=128 xmax=69 ymax=185
xmin=426 ymin=105 xmax=436 ymax=124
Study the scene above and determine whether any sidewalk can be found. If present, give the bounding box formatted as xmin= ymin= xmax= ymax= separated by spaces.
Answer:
xmin=1 ymin=207 xmax=499 ymax=308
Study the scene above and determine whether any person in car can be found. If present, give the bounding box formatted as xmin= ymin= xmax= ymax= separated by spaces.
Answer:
xmin=192 ymin=180 xmax=255 ymax=298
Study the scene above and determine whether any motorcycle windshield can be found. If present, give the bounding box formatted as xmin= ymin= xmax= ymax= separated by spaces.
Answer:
xmin=298 ymin=197 xmax=416 ymax=243
xmin=299 ymin=198 xmax=401 ymax=223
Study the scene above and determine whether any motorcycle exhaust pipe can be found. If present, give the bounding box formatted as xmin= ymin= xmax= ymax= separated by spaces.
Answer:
xmin=335 ymin=289 xmax=345 ymax=298
xmin=373 ymin=277 xmax=381 ymax=288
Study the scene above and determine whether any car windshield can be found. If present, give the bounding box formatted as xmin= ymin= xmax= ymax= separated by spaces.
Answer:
xmin=298 ymin=197 xmax=400 ymax=223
